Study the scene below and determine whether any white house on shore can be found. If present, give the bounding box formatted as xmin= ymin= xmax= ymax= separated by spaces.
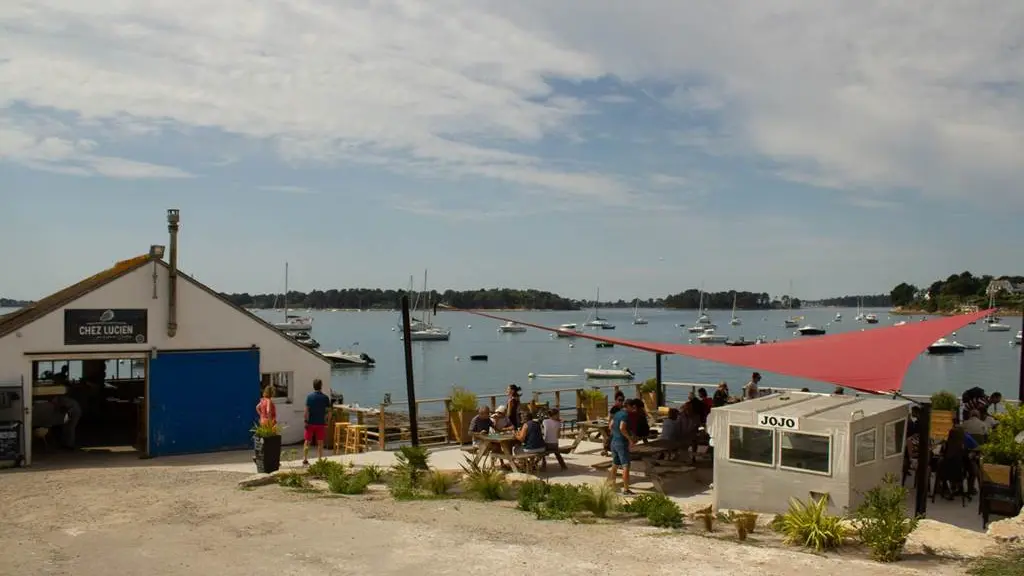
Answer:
xmin=0 ymin=209 xmax=330 ymax=466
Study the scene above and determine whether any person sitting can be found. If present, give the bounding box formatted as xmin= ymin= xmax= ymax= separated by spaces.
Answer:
xmin=988 ymin=392 xmax=1007 ymax=416
xmin=961 ymin=387 xmax=988 ymax=421
xmin=469 ymin=406 xmax=494 ymax=441
xmin=627 ymin=398 xmax=650 ymax=443
xmin=540 ymin=409 xmax=567 ymax=471
xmin=961 ymin=410 xmax=989 ymax=437
xmin=712 ymin=382 xmax=730 ymax=407
xmin=515 ymin=412 xmax=547 ymax=457
xmin=981 ymin=409 xmax=998 ymax=432
xmin=491 ymin=406 xmax=513 ymax=432
xmin=698 ymin=388 xmax=713 ymax=411
xmin=659 ymin=408 xmax=682 ymax=442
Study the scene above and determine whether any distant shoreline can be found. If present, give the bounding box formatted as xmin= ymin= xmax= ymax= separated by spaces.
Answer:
xmin=890 ymin=308 xmax=1023 ymax=317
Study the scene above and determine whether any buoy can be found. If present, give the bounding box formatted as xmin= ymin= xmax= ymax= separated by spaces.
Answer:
xmin=391 ymin=327 xmax=396 ymax=331
xmin=467 ymin=324 xmax=472 ymax=329
xmin=612 ymin=360 xmax=619 ymax=366
xmin=528 ymin=372 xmax=536 ymax=379
xmin=454 ymin=356 xmax=460 ymax=361
xmin=568 ymin=343 xmax=575 ymax=348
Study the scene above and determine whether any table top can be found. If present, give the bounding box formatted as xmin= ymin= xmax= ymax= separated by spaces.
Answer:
xmin=580 ymin=419 xmax=609 ymax=427
xmin=482 ymin=434 xmax=518 ymax=442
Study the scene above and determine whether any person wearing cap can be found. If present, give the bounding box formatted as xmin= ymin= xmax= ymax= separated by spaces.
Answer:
xmin=491 ymin=405 xmax=513 ymax=431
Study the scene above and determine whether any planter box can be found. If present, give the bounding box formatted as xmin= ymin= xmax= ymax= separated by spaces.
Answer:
xmin=929 ymin=410 xmax=955 ymax=441
xmin=982 ymin=462 xmax=1014 ymax=486
xmin=448 ymin=410 xmax=476 ymax=444
xmin=582 ymin=397 xmax=609 ymax=421
xmin=641 ymin=391 xmax=657 ymax=413
xmin=253 ymin=434 xmax=282 ymax=474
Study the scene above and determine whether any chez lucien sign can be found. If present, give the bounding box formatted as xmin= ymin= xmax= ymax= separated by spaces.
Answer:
xmin=756 ymin=412 xmax=800 ymax=431
xmin=64 ymin=309 xmax=148 ymax=345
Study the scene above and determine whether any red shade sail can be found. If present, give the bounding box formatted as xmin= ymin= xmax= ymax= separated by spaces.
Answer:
xmin=443 ymin=307 xmax=995 ymax=394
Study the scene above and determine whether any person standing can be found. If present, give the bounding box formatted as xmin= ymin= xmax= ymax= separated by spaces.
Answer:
xmin=302 ymin=379 xmax=331 ymax=465
xmin=52 ymin=394 xmax=82 ymax=449
xmin=743 ymin=372 xmax=761 ymax=400
xmin=256 ymin=386 xmax=277 ymax=427
xmin=608 ymin=402 xmax=637 ymax=495
xmin=506 ymin=384 xmax=523 ymax=430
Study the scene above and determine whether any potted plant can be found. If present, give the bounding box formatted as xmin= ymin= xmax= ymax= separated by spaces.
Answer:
xmin=639 ymin=378 xmax=658 ymax=412
xmin=252 ymin=421 xmax=283 ymax=474
xmin=579 ymin=389 xmax=609 ymax=421
xmin=929 ymin=390 xmax=958 ymax=440
xmin=447 ymin=387 xmax=478 ymax=445
xmin=980 ymin=403 xmax=1024 ymax=486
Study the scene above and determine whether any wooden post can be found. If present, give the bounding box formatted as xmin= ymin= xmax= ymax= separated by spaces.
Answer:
xmin=489 ymin=395 xmax=496 ymax=410
xmin=378 ymin=403 xmax=387 ymax=450
xmin=655 ymin=353 xmax=664 ymax=407
xmin=555 ymin=391 xmax=561 ymax=411
xmin=915 ymin=402 xmax=931 ymax=517
xmin=1018 ymin=304 xmax=1023 ymax=402
xmin=401 ymin=294 xmax=419 ymax=447
xmin=576 ymin=389 xmax=584 ymax=422
xmin=444 ymin=398 xmax=454 ymax=443
xmin=633 ymin=383 xmax=641 ymax=397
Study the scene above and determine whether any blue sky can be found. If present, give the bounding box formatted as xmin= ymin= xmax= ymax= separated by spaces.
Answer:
xmin=2 ymin=1 xmax=1023 ymax=301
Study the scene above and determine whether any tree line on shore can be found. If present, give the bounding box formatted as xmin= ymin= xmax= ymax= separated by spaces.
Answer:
xmin=890 ymin=271 xmax=1024 ymax=312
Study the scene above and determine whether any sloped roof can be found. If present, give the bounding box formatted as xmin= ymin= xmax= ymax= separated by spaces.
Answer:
xmin=0 ymin=254 xmax=153 ymax=339
xmin=443 ymin=306 xmax=993 ymax=394
xmin=0 ymin=256 xmax=330 ymax=365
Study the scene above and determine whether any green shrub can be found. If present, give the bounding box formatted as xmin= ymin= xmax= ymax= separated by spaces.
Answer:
xmin=517 ymin=480 xmax=549 ymax=512
xmin=579 ymin=389 xmax=606 ymax=402
xmin=276 ymin=471 xmax=309 ymax=489
xmin=621 ymin=492 xmax=668 ymax=516
xmin=930 ymin=391 xmax=958 ymax=411
xmin=775 ymin=496 xmax=846 ymax=552
xmin=580 ymin=483 xmax=619 ymax=518
xmin=639 ymin=378 xmax=658 ymax=393
xmin=392 ymin=446 xmax=431 ymax=489
xmin=853 ymin=474 xmax=919 ymax=562
xmin=424 ymin=470 xmax=456 ymax=496
xmin=361 ymin=463 xmax=386 ymax=483
xmin=981 ymin=403 xmax=1024 ymax=466
xmin=327 ymin=468 xmax=372 ymax=495
xmin=535 ymin=484 xmax=585 ymax=520
xmin=450 ymin=387 xmax=478 ymax=412
xmin=307 ymin=458 xmax=347 ymax=480
xmin=646 ymin=498 xmax=683 ymax=528
xmin=460 ymin=457 xmax=506 ymax=501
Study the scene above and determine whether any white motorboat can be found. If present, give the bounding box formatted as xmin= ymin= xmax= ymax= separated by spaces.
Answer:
xmin=287 ymin=330 xmax=320 ymax=349
xmin=632 ymin=298 xmax=648 ymax=325
xmin=783 ymin=317 xmax=801 ymax=328
xmin=864 ymin=313 xmax=879 ymax=324
xmin=834 ymin=313 xmax=842 ymax=322
xmin=894 ymin=321 xmax=907 ymax=327
xmin=584 ymin=367 xmax=635 ymax=380
xmin=729 ymin=293 xmax=742 ymax=326
xmin=407 ymin=327 xmax=451 ymax=341
xmin=1013 ymin=330 xmax=1022 ymax=345
xmin=687 ymin=323 xmax=717 ymax=333
xmin=555 ymin=323 xmax=583 ymax=338
xmin=797 ymin=325 xmax=826 ymax=336
xmin=697 ymin=328 xmax=729 ymax=344
xmin=927 ymin=338 xmax=966 ymax=355
xmin=987 ymin=322 xmax=1012 ymax=332
xmin=497 ymin=321 xmax=527 ymax=333
xmin=320 ymin=349 xmax=376 ymax=366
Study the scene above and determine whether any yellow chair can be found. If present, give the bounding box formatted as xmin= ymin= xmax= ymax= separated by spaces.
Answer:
xmin=332 ymin=422 xmax=350 ymax=455
xmin=344 ymin=424 xmax=369 ymax=454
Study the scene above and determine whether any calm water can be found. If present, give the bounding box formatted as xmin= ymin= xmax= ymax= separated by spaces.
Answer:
xmin=254 ymin=307 xmax=1023 ymax=406
xmin=4 ymin=307 xmax=1019 ymax=405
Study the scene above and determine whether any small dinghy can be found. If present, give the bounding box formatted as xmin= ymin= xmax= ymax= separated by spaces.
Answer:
xmin=584 ymin=367 xmax=635 ymax=380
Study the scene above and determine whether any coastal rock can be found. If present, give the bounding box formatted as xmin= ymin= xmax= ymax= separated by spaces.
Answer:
xmin=987 ymin=511 xmax=1024 ymax=542
xmin=905 ymin=519 xmax=998 ymax=559
xmin=237 ymin=469 xmax=306 ymax=488
xmin=504 ymin=472 xmax=541 ymax=486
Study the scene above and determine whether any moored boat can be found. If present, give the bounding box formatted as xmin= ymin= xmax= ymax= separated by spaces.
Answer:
xmin=927 ymin=338 xmax=966 ymax=355
xmin=584 ymin=367 xmax=635 ymax=380
xmin=320 ymin=349 xmax=376 ymax=366
xmin=697 ymin=328 xmax=729 ymax=344
xmin=797 ymin=325 xmax=826 ymax=336
xmin=497 ymin=321 xmax=527 ymax=333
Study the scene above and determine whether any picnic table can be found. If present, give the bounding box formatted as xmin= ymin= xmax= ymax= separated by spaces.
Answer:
xmin=570 ymin=419 xmax=611 ymax=453
xmin=592 ymin=439 xmax=698 ymax=494
xmin=468 ymin=433 xmax=542 ymax=472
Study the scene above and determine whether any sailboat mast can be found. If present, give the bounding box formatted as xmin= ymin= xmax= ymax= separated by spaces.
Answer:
xmin=283 ymin=262 xmax=289 ymax=322
xmin=423 ymin=269 xmax=430 ymax=323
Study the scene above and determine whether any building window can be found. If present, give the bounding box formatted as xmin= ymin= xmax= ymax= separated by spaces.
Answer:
xmin=780 ymin=431 xmax=832 ymax=475
xmin=884 ymin=418 xmax=906 ymax=458
xmin=260 ymin=372 xmax=293 ymax=403
xmin=854 ymin=429 xmax=877 ymax=466
xmin=728 ymin=425 xmax=775 ymax=466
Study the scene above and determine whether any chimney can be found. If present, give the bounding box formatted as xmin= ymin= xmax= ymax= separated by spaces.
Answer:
xmin=167 ymin=209 xmax=180 ymax=338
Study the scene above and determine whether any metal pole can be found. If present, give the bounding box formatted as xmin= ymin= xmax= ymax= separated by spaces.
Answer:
xmin=401 ymin=295 xmax=419 ymax=447
xmin=914 ymin=402 xmax=931 ymax=517
xmin=1018 ymin=304 xmax=1023 ymax=402
xmin=655 ymin=353 xmax=664 ymax=407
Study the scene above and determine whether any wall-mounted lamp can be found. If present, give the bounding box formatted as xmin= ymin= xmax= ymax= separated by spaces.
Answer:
xmin=149 ymin=245 xmax=166 ymax=259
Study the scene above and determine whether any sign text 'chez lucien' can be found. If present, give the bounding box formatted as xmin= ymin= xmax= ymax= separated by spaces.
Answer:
xmin=63 ymin=309 xmax=148 ymax=345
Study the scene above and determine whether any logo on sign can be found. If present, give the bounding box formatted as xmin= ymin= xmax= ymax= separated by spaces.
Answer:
xmin=757 ymin=413 xmax=799 ymax=430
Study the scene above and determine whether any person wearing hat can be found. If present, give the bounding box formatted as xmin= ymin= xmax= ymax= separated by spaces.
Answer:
xmin=491 ymin=405 xmax=514 ymax=431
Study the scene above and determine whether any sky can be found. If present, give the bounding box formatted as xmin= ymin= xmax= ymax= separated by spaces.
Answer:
xmin=2 ymin=1 xmax=1023 ymax=302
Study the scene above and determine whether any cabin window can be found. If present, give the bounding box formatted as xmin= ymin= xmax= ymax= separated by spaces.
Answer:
xmin=728 ymin=425 xmax=774 ymax=466
xmin=260 ymin=372 xmax=293 ymax=403
xmin=884 ymin=418 xmax=906 ymax=458
xmin=779 ymin=431 xmax=832 ymax=475
xmin=854 ymin=429 xmax=877 ymax=466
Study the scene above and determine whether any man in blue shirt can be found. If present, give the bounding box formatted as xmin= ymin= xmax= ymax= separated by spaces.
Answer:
xmin=608 ymin=403 xmax=637 ymax=495
xmin=303 ymin=379 xmax=331 ymax=465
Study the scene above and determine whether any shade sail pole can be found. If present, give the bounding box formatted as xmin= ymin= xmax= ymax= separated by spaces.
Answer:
xmin=1018 ymin=304 xmax=1023 ymax=402
xmin=655 ymin=353 xmax=664 ymax=407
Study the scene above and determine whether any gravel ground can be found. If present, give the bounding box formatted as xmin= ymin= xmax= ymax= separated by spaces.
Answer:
xmin=0 ymin=465 xmax=971 ymax=576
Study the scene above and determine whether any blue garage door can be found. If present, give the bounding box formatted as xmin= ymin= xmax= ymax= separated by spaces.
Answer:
xmin=149 ymin=349 xmax=260 ymax=457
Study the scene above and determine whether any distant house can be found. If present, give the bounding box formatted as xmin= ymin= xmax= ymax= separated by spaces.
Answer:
xmin=986 ymin=280 xmax=1024 ymax=296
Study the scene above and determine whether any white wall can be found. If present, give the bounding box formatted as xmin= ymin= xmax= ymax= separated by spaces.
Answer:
xmin=0 ymin=259 xmax=330 ymax=457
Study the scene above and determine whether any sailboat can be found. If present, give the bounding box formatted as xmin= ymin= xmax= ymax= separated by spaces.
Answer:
xmin=273 ymin=262 xmax=313 ymax=332
xmin=854 ymin=297 xmax=866 ymax=322
xmin=584 ymin=288 xmax=615 ymax=329
xmin=687 ymin=289 xmax=716 ymax=333
xmin=632 ymin=298 xmax=649 ymax=325
xmin=729 ymin=293 xmax=742 ymax=326
xmin=405 ymin=270 xmax=451 ymax=341
xmin=782 ymin=281 xmax=801 ymax=328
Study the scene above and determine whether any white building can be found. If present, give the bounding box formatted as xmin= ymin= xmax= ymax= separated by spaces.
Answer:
xmin=0 ymin=210 xmax=330 ymax=466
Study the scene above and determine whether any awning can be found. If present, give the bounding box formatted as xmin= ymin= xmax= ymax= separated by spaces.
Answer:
xmin=442 ymin=307 xmax=994 ymax=394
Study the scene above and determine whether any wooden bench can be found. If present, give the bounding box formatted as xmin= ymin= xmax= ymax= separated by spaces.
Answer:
xmin=646 ymin=460 xmax=697 ymax=494
xmin=490 ymin=451 xmax=544 ymax=473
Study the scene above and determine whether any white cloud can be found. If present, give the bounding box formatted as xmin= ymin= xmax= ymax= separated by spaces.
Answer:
xmin=1 ymin=0 xmax=1022 ymax=209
